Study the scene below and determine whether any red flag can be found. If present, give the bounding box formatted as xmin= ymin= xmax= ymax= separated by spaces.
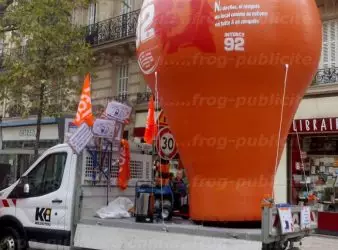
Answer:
xmin=73 ymin=73 xmax=94 ymax=127
xmin=117 ymin=139 xmax=131 ymax=190
xmin=144 ymin=95 xmax=157 ymax=144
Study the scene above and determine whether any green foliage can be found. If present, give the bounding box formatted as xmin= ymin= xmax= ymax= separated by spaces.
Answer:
xmin=0 ymin=0 xmax=94 ymax=117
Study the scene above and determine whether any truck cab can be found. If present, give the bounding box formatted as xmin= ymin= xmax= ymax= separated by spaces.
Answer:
xmin=0 ymin=142 xmax=153 ymax=250
xmin=0 ymin=144 xmax=77 ymax=249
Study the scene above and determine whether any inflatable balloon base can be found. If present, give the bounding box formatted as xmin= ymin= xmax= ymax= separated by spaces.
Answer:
xmin=189 ymin=176 xmax=274 ymax=221
xmin=136 ymin=0 xmax=322 ymax=222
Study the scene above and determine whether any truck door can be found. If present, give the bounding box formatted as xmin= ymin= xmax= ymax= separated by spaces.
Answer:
xmin=8 ymin=147 xmax=72 ymax=250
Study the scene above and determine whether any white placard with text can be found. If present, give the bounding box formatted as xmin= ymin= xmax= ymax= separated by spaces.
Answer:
xmin=68 ymin=123 xmax=93 ymax=155
xmin=278 ymin=207 xmax=294 ymax=234
xmin=93 ymin=119 xmax=116 ymax=138
xmin=105 ymin=101 xmax=132 ymax=122
xmin=300 ymin=206 xmax=312 ymax=230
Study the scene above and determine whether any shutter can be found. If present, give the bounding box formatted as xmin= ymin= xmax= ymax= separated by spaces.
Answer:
xmin=88 ymin=2 xmax=96 ymax=25
xmin=117 ymin=64 xmax=129 ymax=96
xmin=320 ymin=19 xmax=338 ymax=69
xmin=329 ymin=20 xmax=337 ymax=68
xmin=320 ymin=21 xmax=328 ymax=69
xmin=124 ymin=64 xmax=129 ymax=95
xmin=121 ymin=0 xmax=132 ymax=14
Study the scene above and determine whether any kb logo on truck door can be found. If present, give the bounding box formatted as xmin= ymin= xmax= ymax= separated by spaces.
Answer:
xmin=35 ymin=207 xmax=52 ymax=226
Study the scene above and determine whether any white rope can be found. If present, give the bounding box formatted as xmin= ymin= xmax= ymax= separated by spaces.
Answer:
xmin=154 ymin=71 xmax=166 ymax=228
xmin=272 ymin=64 xmax=289 ymax=202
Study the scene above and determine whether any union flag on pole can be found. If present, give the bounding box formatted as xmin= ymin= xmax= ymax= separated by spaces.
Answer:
xmin=74 ymin=73 xmax=94 ymax=127
xmin=117 ymin=139 xmax=131 ymax=190
xmin=144 ymin=94 xmax=157 ymax=144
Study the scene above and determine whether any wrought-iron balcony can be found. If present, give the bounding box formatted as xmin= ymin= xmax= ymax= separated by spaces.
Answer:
xmin=85 ymin=10 xmax=140 ymax=47
xmin=108 ymin=92 xmax=153 ymax=105
xmin=312 ymin=67 xmax=338 ymax=85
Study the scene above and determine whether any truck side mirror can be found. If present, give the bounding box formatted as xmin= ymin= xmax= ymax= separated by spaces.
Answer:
xmin=23 ymin=183 xmax=30 ymax=194
xmin=21 ymin=176 xmax=30 ymax=194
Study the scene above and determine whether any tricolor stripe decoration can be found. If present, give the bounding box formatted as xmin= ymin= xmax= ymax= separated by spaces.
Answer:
xmin=0 ymin=199 xmax=17 ymax=208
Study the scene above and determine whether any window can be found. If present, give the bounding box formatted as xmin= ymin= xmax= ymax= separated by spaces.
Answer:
xmin=88 ymin=1 xmax=96 ymax=26
xmin=117 ymin=64 xmax=129 ymax=98
xmin=10 ymin=153 xmax=67 ymax=198
xmin=0 ymin=39 xmax=3 ymax=54
xmin=320 ymin=19 xmax=338 ymax=69
xmin=290 ymin=135 xmax=338 ymax=213
xmin=121 ymin=0 xmax=132 ymax=14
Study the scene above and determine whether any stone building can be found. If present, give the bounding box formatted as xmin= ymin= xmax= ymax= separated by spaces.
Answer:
xmin=73 ymin=0 xmax=151 ymax=141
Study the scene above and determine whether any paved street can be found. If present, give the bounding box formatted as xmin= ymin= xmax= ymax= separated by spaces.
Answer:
xmin=28 ymin=235 xmax=338 ymax=249
xmin=219 ymin=236 xmax=338 ymax=250
xmin=301 ymin=236 xmax=338 ymax=250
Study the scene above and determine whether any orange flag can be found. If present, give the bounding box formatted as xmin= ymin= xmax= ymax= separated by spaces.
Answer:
xmin=74 ymin=73 xmax=94 ymax=127
xmin=144 ymin=95 xmax=157 ymax=144
xmin=117 ymin=139 xmax=131 ymax=190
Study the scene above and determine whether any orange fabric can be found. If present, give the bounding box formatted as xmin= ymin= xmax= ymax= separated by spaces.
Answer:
xmin=178 ymin=159 xmax=184 ymax=169
xmin=155 ymin=164 xmax=170 ymax=186
xmin=157 ymin=164 xmax=170 ymax=174
xmin=307 ymin=194 xmax=317 ymax=201
xmin=74 ymin=73 xmax=94 ymax=127
xmin=117 ymin=139 xmax=131 ymax=190
xmin=137 ymin=0 xmax=322 ymax=221
xmin=144 ymin=95 xmax=157 ymax=144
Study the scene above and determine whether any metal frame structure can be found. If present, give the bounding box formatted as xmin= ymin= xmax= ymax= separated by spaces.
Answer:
xmin=85 ymin=10 xmax=140 ymax=47
xmin=313 ymin=67 xmax=338 ymax=85
xmin=261 ymin=203 xmax=319 ymax=250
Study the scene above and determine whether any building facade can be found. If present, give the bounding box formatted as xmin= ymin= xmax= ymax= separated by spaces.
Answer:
xmin=61 ymin=0 xmax=338 ymax=217
xmin=273 ymin=0 xmax=338 ymax=235
xmin=0 ymin=0 xmax=149 ymax=189
xmin=73 ymin=0 xmax=150 ymax=141
xmin=2 ymin=0 xmax=338 ymax=230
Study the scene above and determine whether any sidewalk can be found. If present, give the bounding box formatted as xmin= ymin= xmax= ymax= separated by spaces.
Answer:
xmin=301 ymin=236 xmax=338 ymax=250
xmin=205 ymin=236 xmax=338 ymax=250
xmin=244 ymin=235 xmax=338 ymax=250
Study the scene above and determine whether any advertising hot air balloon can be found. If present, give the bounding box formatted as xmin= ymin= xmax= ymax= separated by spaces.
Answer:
xmin=136 ymin=0 xmax=322 ymax=221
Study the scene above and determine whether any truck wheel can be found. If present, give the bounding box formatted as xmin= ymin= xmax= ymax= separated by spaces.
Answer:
xmin=0 ymin=227 xmax=26 ymax=250
xmin=161 ymin=204 xmax=173 ymax=221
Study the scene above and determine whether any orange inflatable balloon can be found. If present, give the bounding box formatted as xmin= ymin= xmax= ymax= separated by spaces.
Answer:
xmin=136 ymin=0 xmax=322 ymax=221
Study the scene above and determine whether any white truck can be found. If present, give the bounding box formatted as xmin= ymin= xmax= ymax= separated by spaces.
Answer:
xmin=0 ymin=143 xmax=264 ymax=250
xmin=1 ymin=141 xmax=319 ymax=250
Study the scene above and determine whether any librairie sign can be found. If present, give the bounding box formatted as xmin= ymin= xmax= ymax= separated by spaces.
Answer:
xmin=290 ymin=117 xmax=338 ymax=134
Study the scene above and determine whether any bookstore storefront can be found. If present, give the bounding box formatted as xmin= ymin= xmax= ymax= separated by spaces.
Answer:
xmin=281 ymin=94 xmax=338 ymax=235
xmin=289 ymin=117 xmax=338 ymax=234
xmin=287 ymin=95 xmax=338 ymax=235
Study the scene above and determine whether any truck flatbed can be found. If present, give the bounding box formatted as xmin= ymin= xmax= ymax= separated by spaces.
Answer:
xmin=74 ymin=216 xmax=261 ymax=249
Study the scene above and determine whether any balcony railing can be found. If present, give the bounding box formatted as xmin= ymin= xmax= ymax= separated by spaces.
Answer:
xmin=312 ymin=67 xmax=338 ymax=85
xmin=108 ymin=92 xmax=153 ymax=105
xmin=85 ymin=10 xmax=140 ymax=47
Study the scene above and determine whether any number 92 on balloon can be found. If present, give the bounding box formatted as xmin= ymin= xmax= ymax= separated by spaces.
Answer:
xmin=156 ymin=127 xmax=178 ymax=160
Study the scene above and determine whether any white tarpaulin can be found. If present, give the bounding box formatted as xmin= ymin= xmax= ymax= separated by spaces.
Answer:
xmin=95 ymin=197 xmax=134 ymax=219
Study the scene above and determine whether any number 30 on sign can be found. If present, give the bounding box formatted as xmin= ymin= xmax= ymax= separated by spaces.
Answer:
xmin=156 ymin=127 xmax=178 ymax=160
